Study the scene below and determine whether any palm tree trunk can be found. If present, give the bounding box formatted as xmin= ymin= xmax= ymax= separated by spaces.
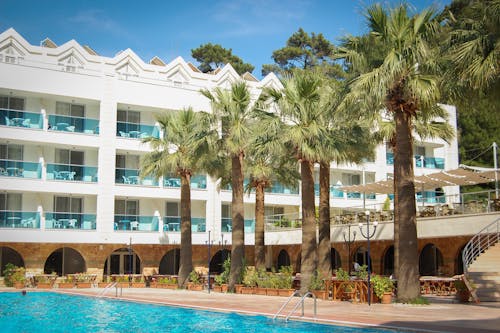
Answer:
xmin=178 ymin=173 xmax=193 ymax=287
xmin=318 ymin=161 xmax=331 ymax=277
xmin=394 ymin=109 xmax=419 ymax=301
xmin=300 ymin=159 xmax=318 ymax=293
xmin=254 ymin=182 xmax=266 ymax=270
xmin=229 ymin=152 xmax=245 ymax=291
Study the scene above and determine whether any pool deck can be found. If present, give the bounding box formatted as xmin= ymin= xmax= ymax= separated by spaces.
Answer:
xmin=3 ymin=287 xmax=500 ymax=332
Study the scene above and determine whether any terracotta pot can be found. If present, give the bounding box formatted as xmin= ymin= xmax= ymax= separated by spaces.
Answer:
xmin=14 ymin=282 xmax=25 ymax=289
xmin=188 ymin=284 xmax=203 ymax=291
xmin=278 ymin=289 xmax=295 ymax=297
xmin=58 ymin=282 xmax=75 ymax=288
xmin=212 ymin=285 xmax=223 ymax=292
xmin=381 ymin=292 xmax=392 ymax=304
xmin=241 ymin=287 xmax=255 ymax=294
xmin=266 ymin=288 xmax=279 ymax=296
xmin=312 ymin=289 xmax=327 ymax=300
xmin=76 ymin=282 xmax=92 ymax=288
xmin=456 ymin=290 xmax=470 ymax=303
xmin=98 ymin=282 xmax=111 ymax=288
xmin=36 ymin=283 xmax=53 ymax=289
xmin=255 ymin=287 xmax=267 ymax=295
xmin=131 ymin=282 xmax=145 ymax=288
xmin=221 ymin=284 xmax=228 ymax=293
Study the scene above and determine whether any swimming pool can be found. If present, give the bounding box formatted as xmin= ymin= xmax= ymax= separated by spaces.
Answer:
xmin=0 ymin=292 xmax=398 ymax=332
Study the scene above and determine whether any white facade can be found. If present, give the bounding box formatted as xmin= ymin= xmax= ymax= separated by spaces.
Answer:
xmin=0 ymin=28 xmax=459 ymax=247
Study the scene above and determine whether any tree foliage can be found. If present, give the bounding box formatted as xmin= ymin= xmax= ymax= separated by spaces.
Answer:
xmin=262 ymin=28 xmax=344 ymax=78
xmin=191 ymin=43 xmax=254 ymax=75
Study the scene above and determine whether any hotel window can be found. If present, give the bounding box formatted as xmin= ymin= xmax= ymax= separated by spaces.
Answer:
xmin=54 ymin=196 xmax=82 ymax=215
xmin=117 ymin=110 xmax=140 ymax=124
xmin=0 ymin=193 xmax=22 ymax=211
xmin=55 ymin=149 xmax=84 ymax=166
xmin=342 ymin=173 xmax=361 ymax=186
xmin=166 ymin=202 xmax=179 ymax=217
xmin=115 ymin=199 xmax=139 ymax=217
xmin=56 ymin=102 xmax=85 ymax=118
xmin=415 ymin=146 xmax=426 ymax=156
xmin=116 ymin=154 xmax=139 ymax=169
xmin=0 ymin=144 xmax=23 ymax=161
xmin=0 ymin=96 xmax=25 ymax=116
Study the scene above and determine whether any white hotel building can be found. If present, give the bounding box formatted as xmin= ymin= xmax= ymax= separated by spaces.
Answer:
xmin=1 ymin=28 xmax=474 ymax=279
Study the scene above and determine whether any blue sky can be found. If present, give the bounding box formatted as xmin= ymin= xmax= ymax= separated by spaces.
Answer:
xmin=1 ymin=0 xmax=450 ymax=78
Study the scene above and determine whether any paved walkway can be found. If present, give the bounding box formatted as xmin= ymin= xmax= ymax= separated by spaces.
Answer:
xmin=28 ymin=288 xmax=500 ymax=333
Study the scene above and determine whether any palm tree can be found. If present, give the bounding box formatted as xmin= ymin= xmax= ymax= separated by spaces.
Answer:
xmin=337 ymin=3 xmax=445 ymax=301
xmin=201 ymin=81 xmax=256 ymax=291
xmin=245 ymin=123 xmax=300 ymax=270
xmin=444 ymin=0 xmax=500 ymax=92
xmin=140 ymin=108 xmax=216 ymax=287
xmin=265 ymin=70 xmax=328 ymax=292
xmin=316 ymin=79 xmax=376 ymax=277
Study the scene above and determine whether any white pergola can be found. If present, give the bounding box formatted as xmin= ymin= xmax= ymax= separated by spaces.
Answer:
xmin=341 ymin=165 xmax=500 ymax=195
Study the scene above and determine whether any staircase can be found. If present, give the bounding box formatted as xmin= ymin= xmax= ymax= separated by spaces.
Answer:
xmin=468 ymin=243 xmax=500 ymax=301
xmin=463 ymin=218 xmax=500 ymax=302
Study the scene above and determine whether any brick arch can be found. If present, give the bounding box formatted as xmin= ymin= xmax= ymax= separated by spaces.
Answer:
xmin=0 ymin=246 xmax=25 ymax=275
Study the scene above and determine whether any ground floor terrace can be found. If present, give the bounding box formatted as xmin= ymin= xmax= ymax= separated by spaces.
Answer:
xmin=0 ymin=234 xmax=473 ymax=280
xmin=2 ymin=287 xmax=498 ymax=333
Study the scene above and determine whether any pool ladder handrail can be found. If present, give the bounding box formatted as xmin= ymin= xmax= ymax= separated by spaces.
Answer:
xmin=97 ymin=282 xmax=122 ymax=298
xmin=273 ymin=290 xmax=317 ymax=322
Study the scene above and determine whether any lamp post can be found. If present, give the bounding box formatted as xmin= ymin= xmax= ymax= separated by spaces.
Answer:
xmin=128 ymin=237 xmax=132 ymax=275
xmin=205 ymin=231 xmax=214 ymax=293
xmin=343 ymin=224 xmax=356 ymax=275
xmin=358 ymin=210 xmax=378 ymax=306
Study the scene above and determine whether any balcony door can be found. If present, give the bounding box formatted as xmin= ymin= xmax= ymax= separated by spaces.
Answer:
xmin=54 ymin=196 xmax=82 ymax=220
xmin=55 ymin=149 xmax=84 ymax=180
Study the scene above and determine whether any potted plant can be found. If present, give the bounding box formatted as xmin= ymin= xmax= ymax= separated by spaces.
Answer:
xmin=241 ymin=266 xmax=257 ymax=294
xmin=75 ymin=273 xmax=94 ymax=288
xmin=3 ymin=264 xmax=26 ymax=288
xmin=187 ymin=270 xmax=203 ymax=291
xmin=333 ymin=268 xmax=354 ymax=301
xmin=309 ymin=270 xmax=327 ymax=300
xmin=130 ymin=275 xmax=146 ymax=288
xmin=35 ymin=273 xmax=57 ymax=288
xmin=58 ymin=275 xmax=76 ymax=288
xmin=454 ymin=278 xmax=473 ymax=303
xmin=355 ymin=265 xmax=368 ymax=280
xmin=276 ymin=266 xmax=295 ymax=297
xmin=371 ymin=275 xmax=394 ymax=304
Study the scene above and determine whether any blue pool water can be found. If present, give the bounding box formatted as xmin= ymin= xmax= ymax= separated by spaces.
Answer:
xmin=0 ymin=292 xmax=398 ymax=332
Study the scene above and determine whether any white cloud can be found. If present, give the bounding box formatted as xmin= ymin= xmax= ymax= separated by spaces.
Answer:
xmin=68 ymin=9 xmax=127 ymax=36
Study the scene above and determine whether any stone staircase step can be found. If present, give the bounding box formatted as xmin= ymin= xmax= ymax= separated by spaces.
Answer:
xmin=466 ymin=241 xmax=500 ymax=302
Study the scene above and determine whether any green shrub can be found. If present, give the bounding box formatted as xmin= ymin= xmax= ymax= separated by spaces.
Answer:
xmin=335 ymin=268 xmax=350 ymax=281
xmin=189 ymin=270 xmax=202 ymax=285
xmin=3 ymin=264 xmax=26 ymax=287
xmin=371 ymin=275 xmax=394 ymax=299
xmin=355 ymin=265 xmax=368 ymax=280
xmin=308 ymin=271 xmax=325 ymax=291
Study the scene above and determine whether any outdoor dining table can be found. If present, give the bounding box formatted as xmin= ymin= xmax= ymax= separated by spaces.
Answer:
xmin=6 ymin=167 xmax=19 ymax=176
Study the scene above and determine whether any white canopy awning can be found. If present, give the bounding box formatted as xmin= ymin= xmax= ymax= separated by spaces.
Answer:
xmin=341 ymin=165 xmax=500 ymax=194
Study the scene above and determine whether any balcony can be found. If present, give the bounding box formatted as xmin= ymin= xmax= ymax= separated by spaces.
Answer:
xmin=163 ymin=217 xmax=206 ymax=232
xmin=387 ymin=152 xmax=445 ymax=169
xmin=45 ymin=212 xmax=96 ymax=230
xmin=415 ymin=155 xmax=445 ymax=169
xmin=116 ymin=122 xmax=159 ymax=139
xmin=221 ymin=218 xmax=255 ymax=233
xmin=47 ymin=163 xmax=98 ymax=182
xmin=314 ymin=184 xmax=348 ymax=198
xmin=265 ymin=182 xmax=298 ymax=195
xmin=116 ymin=168 xmax=158 ymax=186
xmin=48 ymin=114 xmax=99 ymax=134
xmin=417 ymin=191 xmax=446 ymax=204
xmin=1 ymin=109 xmax=43 ymax=129
xmin=0 ymin=159 xmax=42 ymax=179
xmin=0 ymin=210 xmax=40 ymax=229
xmin=163 ymin=174 xmax=207 ymax=189
xmin=114 ymin=215 xmax=159 ymax=231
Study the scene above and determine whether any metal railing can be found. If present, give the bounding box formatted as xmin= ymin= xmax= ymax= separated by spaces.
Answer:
xmin=97 ymin=281 xmax=122 ymax=298
xmin=273 ymin=290 xmax=317 ymax=322
xmin=462 ymin=217 xmax=500 ymax=273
